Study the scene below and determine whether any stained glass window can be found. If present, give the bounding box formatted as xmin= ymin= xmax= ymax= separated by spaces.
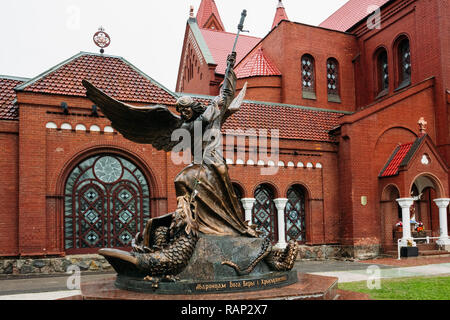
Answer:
xmin=64 ymin=154 xmax=150 ymax=254
xmin=397 ymin=38 xmax=411 ymax=88
xmin=301 ymin=54 xmax=316 ymax=99
xmin=252 ymin=185 xmax=277 ymax=243
xmin=327 ymin=58 xmax=340 ymax=101
xmin=285 ymin=186 xmax=306 ymax=243
xmin=377 ymin=49 xmax=389 ymax=94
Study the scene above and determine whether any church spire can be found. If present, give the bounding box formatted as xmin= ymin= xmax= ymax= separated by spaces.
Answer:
xmin=272 ymin=0 xmax=289 ymax=30
xmin=196 ymin=0 xmax=226 ymax=31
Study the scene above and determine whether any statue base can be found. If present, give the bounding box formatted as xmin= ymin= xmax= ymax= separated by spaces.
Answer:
xmin=77 ymin=272 xmax=338 ymax=300
xmin=103 ymin=234 xmax=299 ymax=294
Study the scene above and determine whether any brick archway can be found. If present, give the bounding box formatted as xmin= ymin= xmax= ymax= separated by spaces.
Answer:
xmin=410 ymin=174 xmax=445 ymax=238
xmin=380 ymin=184 xmax=401 ymax=248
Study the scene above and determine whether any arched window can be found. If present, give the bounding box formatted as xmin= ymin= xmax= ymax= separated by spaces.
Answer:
xmin=301 ymin=54 xmax=316 ymax=100
xmin=252 ymin=184 xmax=278 ymax=242
xmin=327 ymin=58 xmax=341 ymax=102
xmin=285 ymin=185 xmax=307 ymax=243
xmin=396 ymin=37 xmax=411 ymax=89
xmin=64 ymin=154 xmax=150 ymax=254
xmin=376 ymin=48 xmax=389 ymax=96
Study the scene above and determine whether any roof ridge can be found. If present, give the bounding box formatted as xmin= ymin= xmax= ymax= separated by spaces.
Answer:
xmin=118 ymin=56 xmax=178 ymax=99
xmin=15 ymin=51 xmax=177 ymax=100
xmin=15 ymin=52 xmax=86 ymax=91
xmin=176 ymin=91 xmax=351 ymax=114
xmin=0 ymin=75 xmax=30 ymax=82
xmin=200 ymin=27 xmax=262 ymax=40
xmin=78 ymin=51 xmax=125 ymax=59
xmin=243 ymin=99 xmax=352 ymax=114
xmin=399 ymin=135 xmax=426 ymax=167
xmin=188 ymin=19 xmax=216 ymax=65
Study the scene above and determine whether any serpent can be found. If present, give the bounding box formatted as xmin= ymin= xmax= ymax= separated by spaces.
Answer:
xmin=222 ymin=239 xmax=299 ymax=275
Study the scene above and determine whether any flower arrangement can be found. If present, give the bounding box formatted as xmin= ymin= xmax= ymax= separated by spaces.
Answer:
xmin=415 ymin=221 xmax=424 ymax=232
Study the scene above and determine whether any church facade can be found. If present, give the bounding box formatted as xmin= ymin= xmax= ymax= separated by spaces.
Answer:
xmin=0 ymin=0 xmax=449 ymax=261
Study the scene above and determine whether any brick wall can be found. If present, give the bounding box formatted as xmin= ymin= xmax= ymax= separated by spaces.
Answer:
xmin=251 ymin=21 xmax=358 ymax=112
xmin=0 ymin=89 xmax=342 ymax=256
xmin=0 ymin=121 xmax=19 ymax=256
xmin=338 ymin=78 xmax=446 ymax=247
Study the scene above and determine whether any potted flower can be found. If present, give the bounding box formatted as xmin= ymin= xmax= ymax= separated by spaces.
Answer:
xmin=415 ymin=221 xmax=424 ymax=233
xmin=395 ymin=221 xmax=403 ymax=232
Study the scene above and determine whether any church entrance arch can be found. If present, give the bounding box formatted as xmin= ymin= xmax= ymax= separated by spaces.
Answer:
xmin=63 ymin=154 xmax=151 ymax=254
xmin=410 ymin=174 xmax=443 ymax=237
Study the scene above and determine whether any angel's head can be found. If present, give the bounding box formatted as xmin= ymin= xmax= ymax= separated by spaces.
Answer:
xmin=176 ymin=96 xmax=206 ymax=121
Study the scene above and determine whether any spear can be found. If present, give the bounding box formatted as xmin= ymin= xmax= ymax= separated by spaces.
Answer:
xmin=219 ymin=9 xmax=247 ymax=118
xmin=190 ymin=9 xmax=248 ymax=204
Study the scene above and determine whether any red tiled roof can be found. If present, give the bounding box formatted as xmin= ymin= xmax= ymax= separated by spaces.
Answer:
xmin=18 ymin=53 xmax=177 ymax=105
xmin=319 ymin=0 xmax=390 ymax=32
xmin=272 ymin=1 xmax=289 ymax=30
xmin=226 ymin=102 xmax=343 ymax=142
xmin=235 ymin=48 xmax=281 ymax=79
xmin=0 ymin=77 xmax=27 ymax=120
xmin=380 ymin=142 xmax=413 ymax=177
xmin=7 ymin=51 xmax=343 ymax=143
xmin=191 ymin=96 xmax=344 ymax=142
xmin=200 ymin=29 xmax=261 ymax=75
xmin=196 ymin=0 xmax=225 ymax=31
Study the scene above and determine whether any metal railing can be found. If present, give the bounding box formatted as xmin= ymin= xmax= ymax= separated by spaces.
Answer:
xmin=397 ymin=236 xmax=441 ymax=260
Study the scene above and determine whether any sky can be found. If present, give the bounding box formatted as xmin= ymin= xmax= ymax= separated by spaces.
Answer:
xmin=0 ymin=0 xmax=349 ymax=92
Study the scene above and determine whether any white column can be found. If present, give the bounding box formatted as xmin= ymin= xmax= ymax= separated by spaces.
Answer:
xmin=396 ymin=198 xmax=416 ymax=247
xmin=434 ymin=198 xmax=450 ymax=249
xmin=274 ymin=198 xmax=288 ymax=249
xmin=241 ymin=198 xmax=256 ymax=226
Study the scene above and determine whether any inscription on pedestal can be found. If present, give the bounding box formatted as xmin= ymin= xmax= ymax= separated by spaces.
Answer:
xmin=194 ymin=274 xmax=289 ymax=293
xmin=116 ymin=271 xmax=297 ymax=295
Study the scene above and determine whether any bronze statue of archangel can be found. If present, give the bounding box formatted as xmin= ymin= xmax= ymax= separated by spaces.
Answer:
xmin=81 ymin=12 xmax=298 ymax=283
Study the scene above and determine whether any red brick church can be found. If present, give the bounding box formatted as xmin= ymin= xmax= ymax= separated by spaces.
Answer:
xmin=1 ymin=0 xmax=449 ymax=261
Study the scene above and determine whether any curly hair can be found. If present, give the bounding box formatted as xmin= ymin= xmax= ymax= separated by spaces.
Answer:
xmin=176 ymin=96 xmax=206 ymax=121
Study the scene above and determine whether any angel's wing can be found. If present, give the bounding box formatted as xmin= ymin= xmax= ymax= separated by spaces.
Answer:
xmin=229 ymin=81 xmax=247 ymax=112
xmin=221 ymin=81 xmax=247 ymax=125
xmin=82 ymin=80 xmax=183 ymax=151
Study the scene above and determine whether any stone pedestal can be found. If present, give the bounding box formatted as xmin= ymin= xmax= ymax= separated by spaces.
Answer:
xmin=79 ymin=273 xmax=338 ymax=300
xmin=110 ymin=235 xmax=298 ymax=295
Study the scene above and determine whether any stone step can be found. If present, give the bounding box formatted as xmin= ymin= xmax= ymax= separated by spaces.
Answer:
xmin=419 ymin=250 xmax=450 ymax=256
xmin=384 ymin=250 xmax=450 ymax=258
xmin=383 ymin=243 xmax=438 ymax=252
xmin=416 ymin=243 xmax=439 ymax=250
